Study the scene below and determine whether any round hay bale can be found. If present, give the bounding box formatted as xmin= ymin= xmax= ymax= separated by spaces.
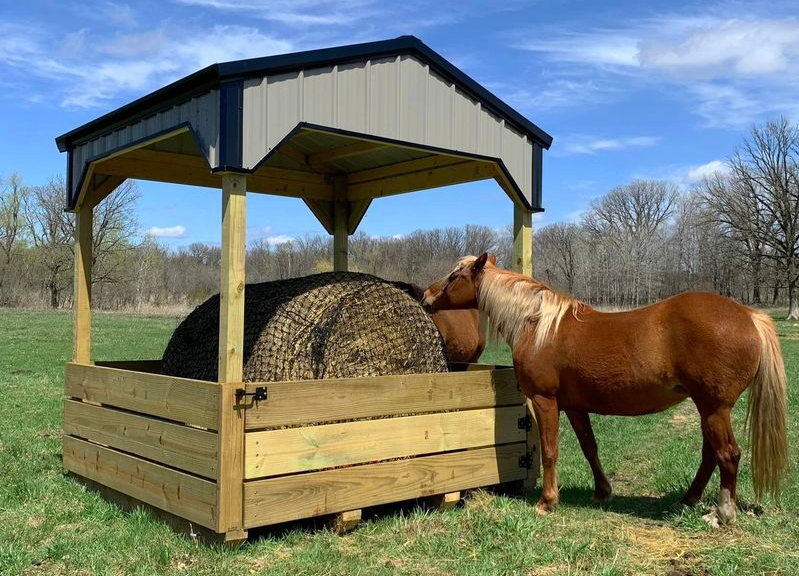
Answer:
xmin=161 ymin=272 xmax=448 ymax=382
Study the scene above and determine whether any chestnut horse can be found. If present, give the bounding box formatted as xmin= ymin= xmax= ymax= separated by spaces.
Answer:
xmin=411 ymin=284 xmax=485 ymax=363
xmin=423 ymin=253 xmax=788 ymax=526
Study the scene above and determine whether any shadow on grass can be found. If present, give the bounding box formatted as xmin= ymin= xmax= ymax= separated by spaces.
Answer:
xmin=496 ymin=484 xmax=688 ymax=521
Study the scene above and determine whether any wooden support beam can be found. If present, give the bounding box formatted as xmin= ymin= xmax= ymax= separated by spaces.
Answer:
xmin=93 ymin=149 xmax=333 ymax=200
xmin=308 ymin=141 xmax=387 ymax=169
xmin=513 ymin=206 xmax=533 ymax=277
xmin=216 ymin=173 xmax=247 ymax=540
xmin=347 ymin=198 xmax=371 ymax=234
xmin=73 ymin=206 xmax=92 ymax=364
xmin=347 ymin=155 xmax=465 ymax=186
xmin=425 ymin=491 xmax=461 ymax=511
xmin=304 ymin=199 xmax=334 ymax=234
xmin=333 ymin=509 xmax=361 ymax=535
xmin=333 ymin=176 xmax=348 ymax=271
xmin=347 ymin=160 xmax=494 ymax=201
xmin=85 ymin=175 xmax=125 ymax=208
xmin=276 ymin=142 xmax=310 ymax=167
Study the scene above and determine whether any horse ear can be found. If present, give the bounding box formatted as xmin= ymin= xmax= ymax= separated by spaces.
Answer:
xmin=472 ymin=252 xmax=489 ymax=274
xmin=487 ymin=253 xmax=497 ymax=265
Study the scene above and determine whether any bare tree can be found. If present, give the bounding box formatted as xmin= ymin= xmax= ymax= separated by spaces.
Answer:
xmin=535 ymin=223 xmax=581 ymax=293
xmin=0 ymin=173 xmax=27 ymax=303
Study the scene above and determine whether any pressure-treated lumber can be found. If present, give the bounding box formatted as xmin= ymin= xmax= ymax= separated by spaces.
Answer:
xmin=63 ymin=436 xmax=217 ymax=529
xmin=216 ymin=174 xmax=247 ymax=537
xmin=64 ymin=400 xmax=218 ymax=479
xmin=218 ymin=173 xmax=247 ymax=384
xmin=93 ymin=150 xmax=333 ymax=200
xmin=244 ymin=406 xmax=526 ymax=478
xmin=94 ymin=359 xmax=162 ymax=373
xmin=64 ymin=363 xmax=219 ymax=429
xmin=333 ymin=176 xmax=349 ymax=271
xmin=244 ymin=368 xmax=522 ymax=430
xmin=425 ymin=491 xmax=460 ymax=510
xmin=215 ymin=383 xmax=246 ymax=536
xmin=347 ymin=160 xmax=495 ymax=200
xmin=346 ymin=155 xmax=466 ymax=185
xmin=333 ymin=509 xmax=362 ymax=535
xmin=308 ymin=140 xmax=387 ymax=169
xmin=243 ymin=443 xmax=527 ymax=528
xmin=73 ymin=206 xmax=92 ymax=364
xmin=513 ymin=205 xmax=533 ymax=277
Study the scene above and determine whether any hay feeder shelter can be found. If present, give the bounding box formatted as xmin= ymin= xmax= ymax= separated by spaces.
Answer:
xmin=56 ymin=36 xmax=552 ymax=544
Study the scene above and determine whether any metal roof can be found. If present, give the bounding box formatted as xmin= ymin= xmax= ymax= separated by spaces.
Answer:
xmin=55 ymin=36 xmax=552 ymax=153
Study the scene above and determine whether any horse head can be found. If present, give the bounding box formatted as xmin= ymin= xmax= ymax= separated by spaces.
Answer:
xmin=422 ymin=252 xmax=495 ymax=312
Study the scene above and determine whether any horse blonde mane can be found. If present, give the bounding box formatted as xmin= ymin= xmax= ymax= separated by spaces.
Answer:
xmin=457 ymin=256 xmax=581 ymax=351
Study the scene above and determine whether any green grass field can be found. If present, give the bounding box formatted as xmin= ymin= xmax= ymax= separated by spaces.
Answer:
xmin=1 ymin=308 xmax=798 ymax=575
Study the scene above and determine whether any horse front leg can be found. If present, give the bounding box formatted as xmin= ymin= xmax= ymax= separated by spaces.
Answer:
xmin=566 ymin=410 xmax=612 ymax=503
xmin=531 ymin=394 xmax=560 ymax=514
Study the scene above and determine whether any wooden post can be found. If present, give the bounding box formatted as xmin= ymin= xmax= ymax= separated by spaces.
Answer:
xmin=217 ymin=173 xmax=247 ymax=544
xmin=333 ymin=176 xmax=349 ymax=271
xmin=333 ymin=509 xmax=361 ymax=535
xmin=513 ymin=205 xmax=533 ymax=277
xmin=73 ymin=205 xmax=93 ymax=364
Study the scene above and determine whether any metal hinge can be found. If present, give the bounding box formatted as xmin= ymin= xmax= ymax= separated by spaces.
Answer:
xmin=517 ymin=415 xmax=533 ymax=432
xmin=518 ymin=452 xmax=534 ymax=469
xmin=235 ymin=386 xmax=267 ymax=402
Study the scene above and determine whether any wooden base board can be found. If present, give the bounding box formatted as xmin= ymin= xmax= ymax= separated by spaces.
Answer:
xmin=68 ymin=473 xmax=247 ymax=547
xmin=333 ymin=509 xmax=362 ymax=535
xmin=424 ymin=491 xmax=461 ymax=510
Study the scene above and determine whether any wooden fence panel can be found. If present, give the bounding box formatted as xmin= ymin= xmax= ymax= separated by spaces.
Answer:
xmin=63 ymin=436 xmax=217 ymax=529
xmin=64 ymin=363 xmax=219 ymax=429
xmin=244 ymin=369 xmax=522 ymax=429
xmin=64 ymin=400 xmax=218 ymax=479
xmin=245 ymin=406 xmax=526 ymax=479
xmin=243 ymin=443 xmax=527 ymax=527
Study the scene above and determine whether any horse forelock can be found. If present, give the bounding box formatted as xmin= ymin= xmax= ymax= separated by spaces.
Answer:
xmin=477 ymin=268 xmax=580 ymax=351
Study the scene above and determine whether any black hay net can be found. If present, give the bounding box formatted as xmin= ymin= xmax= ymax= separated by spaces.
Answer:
xmin=161 ymin=272 xmax=449 ymax=382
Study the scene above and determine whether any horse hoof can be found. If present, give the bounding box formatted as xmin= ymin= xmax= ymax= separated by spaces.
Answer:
xmin=680 ymin=495 xmax=700 ymax=507
xmin=535 ymin=502 xmax=555 ymax=515
xmin=592 ymin=490 xmax=613 ymax=504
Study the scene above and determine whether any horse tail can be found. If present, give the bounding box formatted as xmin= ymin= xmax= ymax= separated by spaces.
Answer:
xmin=747 ymin=310 xmax=789 ymax=500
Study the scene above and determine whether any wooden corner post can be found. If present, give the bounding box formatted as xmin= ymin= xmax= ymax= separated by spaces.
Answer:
xmin=217 ymin=173 xmax=247 ymax=544
xmin=73 ymin=205 xmax=93 ymax=364
xmin=333 ymin=176 xmax=349 ymax=271
xmin=513 ymin=205 xmax=533 ymax=277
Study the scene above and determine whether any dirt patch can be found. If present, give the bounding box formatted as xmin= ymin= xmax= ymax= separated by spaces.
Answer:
xmin=669 ymin=404 xmax=699 ymax=427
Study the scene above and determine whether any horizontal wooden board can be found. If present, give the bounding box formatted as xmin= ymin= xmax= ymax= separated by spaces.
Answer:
xmin=245 ymin=406 xmax=526 ymax=479
xmin=244 ymin=368 xmax=521 ymax=430
xmin=64 ymin=400 xmax=218 ymax=479
xmin=63 ymin=436 xmax=218 ymax=530
xmin=243 ymin=443 xmax=527 ymax=528
xmin=65 ymin=363 xmax=219 ymax=430
xmin=94 ymin=360 xmax=163 ymax=373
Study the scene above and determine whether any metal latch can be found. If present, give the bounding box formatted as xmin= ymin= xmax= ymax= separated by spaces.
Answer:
xmin=517 ymin=415 xmax=533 ymax=432
xmin=518 ymin=452 xmax=534 ymax=469
xmin=235 ymin=386 xmax=267 ymax=402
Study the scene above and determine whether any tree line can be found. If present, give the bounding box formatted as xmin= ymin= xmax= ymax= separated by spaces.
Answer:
xmin=1 ymin=118 xmax=797 ymax=316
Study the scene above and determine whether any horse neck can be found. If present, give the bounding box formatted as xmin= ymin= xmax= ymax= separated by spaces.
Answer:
xmin=476 ymin=267 xmax=576 ymax=351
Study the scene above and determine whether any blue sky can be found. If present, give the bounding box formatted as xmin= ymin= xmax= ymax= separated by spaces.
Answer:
xmin=2 ymin=0 xmax=798 ymax=247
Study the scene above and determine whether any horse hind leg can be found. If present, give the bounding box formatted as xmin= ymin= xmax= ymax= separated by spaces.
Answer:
xmin=566 ymin=410 xmax=612 ymax=503
xmin=681 ymin=416 xmax=717 ymax=506
xmin=698 ymin=406 xmax=740 ymax=527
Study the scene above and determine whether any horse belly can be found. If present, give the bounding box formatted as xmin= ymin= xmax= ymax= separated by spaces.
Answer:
xmin=557 ymin=377 xmax=689 ymax=416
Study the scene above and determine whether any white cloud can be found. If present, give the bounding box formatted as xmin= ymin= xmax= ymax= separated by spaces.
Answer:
xmin=512 ymin=13 xmax=799 ymax=126
xmin=264 ymin=234 xmax=295 ymax=245
xmin=557 ymin=135 xmax=661 ymax=155
xmin=170 ymin=0 xmax=378 ymax=26
xmin=146 ymin=225 xmax=186 ymax=238
xmin=684 ymin=159 xmax=729 ymax=184
xmin=0 ymin=23 xmax=292 ymax=109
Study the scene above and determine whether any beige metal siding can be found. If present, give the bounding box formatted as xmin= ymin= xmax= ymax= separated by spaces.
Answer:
xmin=241 ymin=56 xmax=534 ymax=204
xmin=70 ymin=90 xmax=220 ymax=195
